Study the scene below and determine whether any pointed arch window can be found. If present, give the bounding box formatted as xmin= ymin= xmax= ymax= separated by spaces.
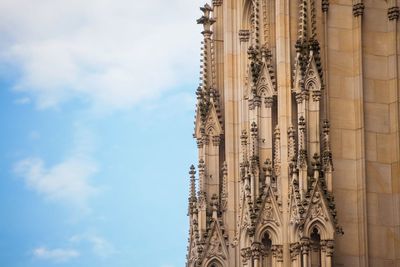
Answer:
xmin=310 ymin=227 xmax=321 ymax=267
xmin=207 ymin=259 xmax=222 ymax=267
xmin=261 ymin=232 xmax=272 ymax=266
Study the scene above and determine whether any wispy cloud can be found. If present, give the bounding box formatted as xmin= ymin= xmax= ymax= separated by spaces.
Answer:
xmin=14 ymin=157 xmax=98 ymax=208
xmin=14 ymin=125 xmax=99 ymax=209
xmin=14 ymin=97 xmax=31 ymax=105
xmin=32 ymin=247 xmax=79 ymax=262
xmin=70 ymin=233 xmax=117 ymax=258
xmin=0 ymin=0 xmax=202 ymax=110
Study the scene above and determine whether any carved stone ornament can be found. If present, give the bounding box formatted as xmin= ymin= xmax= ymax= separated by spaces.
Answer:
xmin=251 ymin=242 xmax=262 ymax=258
xmin=239 ymin=29 xmax=250 ymax=42
xmin=353 ymin=3 xmax=365 ymax=17
xmin=388 ymin=6 xmax=400 ymax=21
xmin=309 ymin=190 xmax=329 ymax=221
xmin=260 ymin=196 xmax=279 ymax=226
xmin=212 ymin=0 xmax=223 ymax=7
xmin=241 ymin=247 xmax=252 ymax=264
xmin=290 ymin=242 xmax=301 ymax=260
xmin=272 ymin=245 xmax=284 ymax=262
xmin=300 ymin=238 xmax=310 ymax=255
xmin=241 ymin=207 xmax=250 ymax=230
xmin=206 ymin=229 xmax=225 ymax=259
xmin=325 ymin=240 xmax=335 ymax=257
xmin=322 ymin=0 xmax=329 ymax=13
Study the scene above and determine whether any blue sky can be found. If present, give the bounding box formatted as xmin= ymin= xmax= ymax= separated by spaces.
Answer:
xmin=0 ymin=0 xmax=204 ymax=266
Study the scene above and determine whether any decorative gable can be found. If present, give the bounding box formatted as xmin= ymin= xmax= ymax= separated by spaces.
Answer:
xmin=202 ymin=221 xmax=229 ymax=262
xmin=256 ymin=62 xmax=276 ymax=98
xmin=256 ymin=186 xmax=282 ymax=228
xmin=195 ymin=101 xmax=223 ymax=139
xmin=305 ymin=55 xmax=322 ymax=101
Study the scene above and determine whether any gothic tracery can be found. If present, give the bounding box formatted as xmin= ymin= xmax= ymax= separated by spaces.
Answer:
xmin=186 ymin=1 xmax=346 ymax=266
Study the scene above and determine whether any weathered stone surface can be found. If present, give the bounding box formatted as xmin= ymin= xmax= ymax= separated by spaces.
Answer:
xmin=186 ymin=1 xmax=400 ymax=266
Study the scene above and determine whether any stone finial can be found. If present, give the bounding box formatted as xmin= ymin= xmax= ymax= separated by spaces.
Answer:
xmin=211 ymin=193 xmax=219 ymax=220
xmin=388 ymin=6 xmax=400 ymax=21
xmin=311 ymin=153 xmax=320 ymax=182
xmin=263 ymin=159 xmax=272 ymax=188
xmin=212 ymin=0 xmax=223 ymax=7
xmin=197 ymin=4 xmax=215 ymax=36
xmin=239 ymin=29 xmax=250 ymax=42
xmin=221 ymin=161 xmax=228 ymax=208
xmin=322 ymin=0 xmax=329 ymax=13
xmin=250 ymin=0 xmax=260 ymax=47
xmin=297 ymin=0 xmax=308 ymax=41
xmin=322 ymin=119 xmax=330 ymax=135
xmin=353 ymin=3 xmax=365 ymax=17
xmin=198 ymin=159 xmax=206 ymax=197
xmin=250 ymin=122 xmax=258 ymax=138
xmin=189 ymin=165 xmax=197 ymax=202
xmin=298 ymin=116 xmax=306 ymax=132
xmin=241 ymin=130 xmax=248 ymax=146
xmin=274 ymin=126 xmax=281 ymax=176
xmin=312 ymin=153 xmax=320 ymax=170
xmin=288 ymin=126 xmax=296 ymax=162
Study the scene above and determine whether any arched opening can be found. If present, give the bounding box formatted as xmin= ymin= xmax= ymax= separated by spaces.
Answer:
xmin=310 ymin=227 xmax=321 ymax=267
xmin=207 ymin=259 xmax=222 ymax=267
xmin=261 ymin=232 xmax=272 ymax=267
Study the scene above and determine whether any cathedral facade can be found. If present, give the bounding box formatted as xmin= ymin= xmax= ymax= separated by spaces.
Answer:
xmin=186 ymin=0 xmax=400 ymax=266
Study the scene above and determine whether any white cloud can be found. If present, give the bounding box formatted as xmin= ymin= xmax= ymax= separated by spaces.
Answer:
xmin=70 ymin=233 xmax=117 ymax=258
xmin=14 ymin=157 xmax=98 ymax=208
xmin=33 ymin=247 xmax=79 ymax=262
xmin=14 ymin=97 xmax=31 ymax=105
xmin=14 ymin=124 xmax=99 ymax=209
xmin=0 ymin=0 xmax=204 ymax=110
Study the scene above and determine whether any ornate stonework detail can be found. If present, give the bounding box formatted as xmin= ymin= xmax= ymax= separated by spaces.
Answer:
xmin=187 ymin=1 xmax=348 ymax=266
xmin=241 ymin=247 xmax=252 ymax=265
xmin=261 ymin=0 xmax=270 ymax=46
xmin=239 ymin=29 xmax=250 ymax=42
xmin=388 ymin=6 xmax=400 ymax=21
xmin=212 ymin=0 xmax=223 ymax=7
xmin=309 ymin=192 xmax=328 ymax=221
xmin=272 ymin=245 xmax=284 ymax=262
xmin=260 ymin=197 xmax=276 ymax=224
xmin=322 ymin=0 xmax=329 ymax=13
xmin=273 ymin=126 xmax=281 ymax=177
xmin=251 ymin=242 xmax=262 ymax=258
xmin=325 ymin=240 xmax=335 ymax=257
xmin=290 ymin=242 xmax=301 ymax=261
xmin=206 ymin=228 xmax=225 ymax=259
xmin=300 ymin=238 xmax=310 ymax=255
xmin=288 ymin=126 xmax=296 ymax=162
xmin=212 ymin=135 xmax=221 ymax=146
xmin=353 ymin=3 xmax=365 ymax=17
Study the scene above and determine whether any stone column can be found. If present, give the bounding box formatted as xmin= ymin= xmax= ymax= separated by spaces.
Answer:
xmin=275 ymin=0 xmax=292 ymax=263
xmin=290 ymin=243 xmax=301 ymax=267
xmin=272 ymin=245 xmax=283 ymax=267
xmin=241 ymin=247 xmax=251 ymax=267
xmin=320 ymin=240 xmax=327 ymax=267
xmin=325 ymin=240 xmax=334 ymax=267
xmin=352 ymin=2 xmax=369 ymax=265
xmin=251 ymin=242 xmax=262 ymax=267
xmin=301 ymin=238 xmax=310 ymax=267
